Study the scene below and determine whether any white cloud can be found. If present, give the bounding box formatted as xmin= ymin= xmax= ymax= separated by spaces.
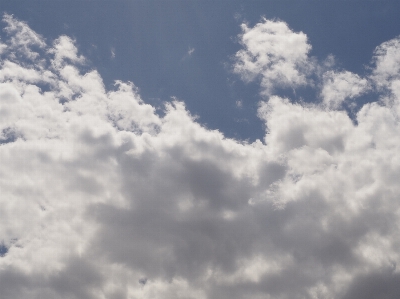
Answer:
xmin=321 ymin=71 xmax=370 ymax=109
xmin=1 ymin=14 xmax=400 ymax=299
xmin=371 ymin=36 xmax=400 ymax=108
xmin=233 ymin=18 xmax=314 ymax=96
xmin=2 ymin=14 xmax=46 ymax=61
xmin=371 ymin=36 xmax=400 ymax=88
xmin=49 ymin=35 xmax=85 ymax=68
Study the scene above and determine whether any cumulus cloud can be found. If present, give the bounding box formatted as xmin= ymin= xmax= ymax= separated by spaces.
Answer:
xmin=1 ymin=13 xmax=400 ymax=299
xmin=49 ymin=35 xmax=85 ymax=68
xmin=2 ymin=14 xmax=46 ymax=61
xmin=321 ymin=71 xmax=370 ymax=109
xmin=233 ymin=18 xmax=314 ymax=95
xmin=371 ymin=37 xmax=400 ymax=87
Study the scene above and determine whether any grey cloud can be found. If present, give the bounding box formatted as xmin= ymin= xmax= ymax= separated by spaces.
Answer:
xmin=342 ymin=270 xmax=400 ymax=299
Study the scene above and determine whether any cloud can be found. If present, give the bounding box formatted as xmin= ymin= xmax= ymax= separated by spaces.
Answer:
xmin=1 ymin=13 xmax=400 ymax=299
xmin=2 ymin=14 xmax=46 ymax=61
xmin=188 ymin=47 xmax=195 ymax=56
xmin=233 ymin=18 xmax=314 ymax=96
xmin=321 ymin=71 xmax=370 ymax=109
xmin=181 ymin=46 xmax=195 ymax=62
xmin=49 ymin=35 xmax=85 ymax=68
xmin=371 ymin=37 xmax=400 ymax=88
xmin=111 ymin=47 xmax=115 ymax=59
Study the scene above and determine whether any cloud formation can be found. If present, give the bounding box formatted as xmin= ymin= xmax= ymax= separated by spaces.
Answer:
xmin=321 ymin=71 xmax=369 ymax=109
xmin=233 ymin=18 xmax=313 ymax=95
xmin=1 ymin=14 xmax=400 ymax=299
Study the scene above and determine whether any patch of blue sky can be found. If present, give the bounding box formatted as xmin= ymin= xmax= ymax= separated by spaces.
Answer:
xmin=0 ymin=243 xmax=7 ymax=257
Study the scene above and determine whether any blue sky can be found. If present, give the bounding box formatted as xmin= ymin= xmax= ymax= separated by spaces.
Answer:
xmin=2 ymin=2 xmax=400 ymax=299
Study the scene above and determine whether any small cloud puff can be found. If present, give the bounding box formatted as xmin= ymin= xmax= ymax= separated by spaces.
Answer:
xmin=181 ymin=46 xmax=195 ymax=62
xmin=233 ymin=18 xmax=314 ymax=95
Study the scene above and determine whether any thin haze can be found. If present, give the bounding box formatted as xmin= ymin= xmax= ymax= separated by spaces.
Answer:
xmin=0 ymin=8 xmax=400 ymax=299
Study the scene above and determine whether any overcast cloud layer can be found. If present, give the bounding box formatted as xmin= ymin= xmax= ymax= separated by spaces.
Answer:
xmin=1 ymin=14 xmax=400 ymax=299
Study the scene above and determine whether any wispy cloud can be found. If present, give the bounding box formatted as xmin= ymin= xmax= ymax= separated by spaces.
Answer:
xmin=111 ymin=47 xmax=115 ymax=59
xmin=181 ymin=46 xmax=195 ymax=62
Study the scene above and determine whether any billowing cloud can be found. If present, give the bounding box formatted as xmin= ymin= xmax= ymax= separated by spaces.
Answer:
xmin=2 ymin=13 xmax=46 ymax=60
xmin=233 ymin=18 xmax=314 ymax=95
xmin=320 ymin=71 xmax=370 ymax=109
xmin=1 ymin=13 xmax=400 ymax=299
xmin=371 ymin=37 xmax=400 ymax=88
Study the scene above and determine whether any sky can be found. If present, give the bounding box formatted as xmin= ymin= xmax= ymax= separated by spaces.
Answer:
xmin=1 ymin=1 xmax=400 ymax=299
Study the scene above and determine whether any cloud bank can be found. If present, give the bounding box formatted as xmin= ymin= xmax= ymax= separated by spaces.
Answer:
xmin=1 ymin=14 xmax=400 ymax=299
